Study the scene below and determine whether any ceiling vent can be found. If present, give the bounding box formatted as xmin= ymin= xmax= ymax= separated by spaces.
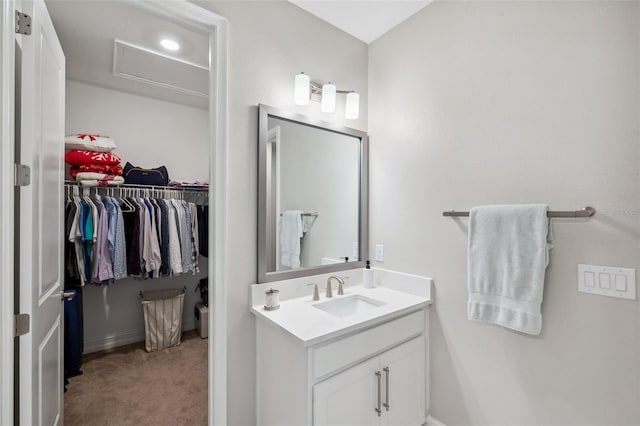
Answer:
xmin=113 ymin=39 xmax=208 ymax=98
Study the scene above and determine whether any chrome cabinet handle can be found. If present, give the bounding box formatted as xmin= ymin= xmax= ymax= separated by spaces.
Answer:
xmin=383 ymin=367 xmax=390 ymax=411
xmin=375 ymin=371 xmax=382 ymax=416
xmin=61 ymin=291 xmax=75 ymax=301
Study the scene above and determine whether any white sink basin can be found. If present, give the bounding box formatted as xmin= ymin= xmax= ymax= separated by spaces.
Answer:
xmin=313 ymin=294 xmax=386 ymax=318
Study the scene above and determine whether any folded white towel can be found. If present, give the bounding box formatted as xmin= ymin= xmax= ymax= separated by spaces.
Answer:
xmin=467 ymin=204 xmax=554 ymax=335
xmin=281 ymin=210 xmax=304 ymax=269
xmin=78 ymin=177 xmax=124 ymax=187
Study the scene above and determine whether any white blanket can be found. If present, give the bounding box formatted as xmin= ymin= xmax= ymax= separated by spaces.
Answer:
xmin=467 ymin=204 xmax=553 ymax=335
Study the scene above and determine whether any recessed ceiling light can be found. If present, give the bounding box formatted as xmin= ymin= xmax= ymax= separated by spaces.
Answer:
xmin=160 ymin=39 xmax=180 ymax=52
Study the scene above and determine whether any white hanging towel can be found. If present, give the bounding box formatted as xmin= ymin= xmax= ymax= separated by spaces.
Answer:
xmin=281 ymin=210 xmax=304 ymax=269
xmin=467 ymin=204 xmax=554 ymax=335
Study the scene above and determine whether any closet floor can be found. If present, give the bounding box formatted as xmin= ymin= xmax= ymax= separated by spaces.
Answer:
xmin=64 ymin=331 xmax=207 ymax=426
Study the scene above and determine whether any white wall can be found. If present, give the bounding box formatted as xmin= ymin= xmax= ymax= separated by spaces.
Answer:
xmin=66 ymin=80 xmax=209 ymax=182
xmin=369 ymin=1 xmax=639 ymax=425
xmin=274 ymin=117 xmax=360 ymax=270
xmin=195 ymin=1 xmax=368 ymax=424
xmin=66 ymin=79 xmax=210 ymax=351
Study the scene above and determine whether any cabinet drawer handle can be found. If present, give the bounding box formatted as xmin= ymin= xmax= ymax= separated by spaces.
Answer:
xmin=383 ymin=366 xmax=390 ymax=411
xmin=375 ymin=371 xmax=382 ymax=417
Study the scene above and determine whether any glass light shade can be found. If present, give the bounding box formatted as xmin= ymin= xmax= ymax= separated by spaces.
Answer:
xmin=294 ymin=73 xmax=310 ymax=106
xmin=345 ymin=92 xmax=360 ymax=120
xmin=321 ymin=83 xmax=336 ymax=113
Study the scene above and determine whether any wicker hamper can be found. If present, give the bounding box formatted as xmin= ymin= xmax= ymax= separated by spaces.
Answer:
xmin=141 ymin=288 xmax=185 ymax=352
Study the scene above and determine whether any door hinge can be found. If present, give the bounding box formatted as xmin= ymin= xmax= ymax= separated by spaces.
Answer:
xmin=14 ymin=164 xmax=30 ymax=187
xmin=15 ymin=11 xmax=32 ymax=35
xmin=14 ymin=313 xmax=30 ymax=337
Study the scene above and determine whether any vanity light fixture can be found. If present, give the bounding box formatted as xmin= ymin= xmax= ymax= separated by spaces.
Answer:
xmin=321 ymin=82 xmax=336 ymax=113
xmin=294 ymin=72 xmax=311 ymax=106
xmin=160 ymin=38 xmax=180 ymax=52
xmin=345 ymin=91 xmax=360 ymax=120
xmin=294 ymin=72 xmax=359 ymax=120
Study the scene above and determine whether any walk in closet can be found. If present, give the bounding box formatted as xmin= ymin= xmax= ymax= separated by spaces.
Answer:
xmin=46 ymin=1 xmax=212 ymax=423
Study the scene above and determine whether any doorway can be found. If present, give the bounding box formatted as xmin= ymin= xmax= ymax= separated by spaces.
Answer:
xmin=0 ymin=0 xmax=228 ymax=424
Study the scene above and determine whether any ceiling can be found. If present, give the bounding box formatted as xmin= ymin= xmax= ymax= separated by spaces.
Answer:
xmin=46 ymin=0 xmax=210 ymax=109
xmin=289 ymin=0 xmax=434 ymax=44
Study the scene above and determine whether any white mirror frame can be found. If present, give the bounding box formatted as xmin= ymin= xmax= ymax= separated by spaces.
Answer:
xmin=257 ymin=104 xmax=369 ymax=284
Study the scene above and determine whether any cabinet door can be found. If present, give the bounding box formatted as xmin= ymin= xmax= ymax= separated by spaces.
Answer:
xmin=379 ymin=337 xmax=426 ymax=426
xmin=313 ymin=357 xmax=381 ymax=426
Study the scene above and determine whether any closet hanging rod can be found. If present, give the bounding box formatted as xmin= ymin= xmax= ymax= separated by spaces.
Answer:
xmin=279 ymin=211 xmax=319 ymax=217
xmin=442 ymin=206 xmax=596 ymax=218
xmin=64 ymin=181 xmax=209 ymax=192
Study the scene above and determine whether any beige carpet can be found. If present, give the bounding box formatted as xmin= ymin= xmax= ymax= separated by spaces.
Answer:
xmin=64 ymin=331 xmax=208 ymax=426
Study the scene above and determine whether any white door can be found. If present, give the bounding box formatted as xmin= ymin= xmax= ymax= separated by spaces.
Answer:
xmin=313 ymin=357 xmax=381 ymax=426
xmin=18 ymin=0 xmax=66 ymax=424
xmin=379 ymin=337 xmax=426 ymax=426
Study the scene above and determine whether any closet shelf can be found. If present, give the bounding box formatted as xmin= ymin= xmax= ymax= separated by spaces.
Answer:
xmin=64 ymin=180 xmax=210 ymax=192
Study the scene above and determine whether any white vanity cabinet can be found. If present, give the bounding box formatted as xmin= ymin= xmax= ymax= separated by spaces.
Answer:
xmin=314 ymin=336 xmax=425 ymax=426
xmin=255 ymin=307 xmax=429 ymax=426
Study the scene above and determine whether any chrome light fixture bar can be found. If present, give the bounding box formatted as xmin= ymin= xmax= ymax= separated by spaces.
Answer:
xmin=294 ymin=72 xmax=359 ymax=120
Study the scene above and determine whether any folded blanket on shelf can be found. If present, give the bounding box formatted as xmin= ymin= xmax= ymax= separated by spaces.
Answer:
xmin=78 ymin=177 xmax=125 ymax=187
xmin=65 ymin=150 xmax=121 ymax=166
xmin=65 ymin=134 xmax=117 ymax=153
xmin=74 ymin=172 xmax=124 ymax=182
xmin=70 ymin=164 xmax=123 ymax=178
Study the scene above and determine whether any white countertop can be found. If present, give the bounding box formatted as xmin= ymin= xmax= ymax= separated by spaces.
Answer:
xmin=251 ymin=284 xmax=432 ymax=347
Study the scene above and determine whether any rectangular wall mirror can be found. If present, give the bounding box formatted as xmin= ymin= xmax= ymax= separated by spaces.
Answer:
xmin=258 ymin=104 xmax=368 ymax=283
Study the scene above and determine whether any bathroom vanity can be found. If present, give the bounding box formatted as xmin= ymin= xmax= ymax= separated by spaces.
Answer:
xmin=251 ymin=268 xmax=432 ymax=425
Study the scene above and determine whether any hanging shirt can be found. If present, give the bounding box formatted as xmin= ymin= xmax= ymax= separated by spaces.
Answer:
xmin=111 ymin=197 xmax=128 ymax=281
xmin=143 ymin=197 xmax=161 ymax=275
xmin=158 ymin=200 xmax=171 ymax=277
xmin=91 ymin=194 xmax=113 ymax=284
xmin=164 ymin=199 xmax=183 ymax=275
xmin=126 ymin=198 xmax=142 ymax=276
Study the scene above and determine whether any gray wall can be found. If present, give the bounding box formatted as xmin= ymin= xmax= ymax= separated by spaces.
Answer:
xmin=369 ymin=1 xmax=639 ymax=425
xmin=194 ymin=2 xmax=368 ymax=424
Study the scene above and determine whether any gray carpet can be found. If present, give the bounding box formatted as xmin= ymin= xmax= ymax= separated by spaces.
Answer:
xmin=64 ymin=331 xmax=208 ymax=426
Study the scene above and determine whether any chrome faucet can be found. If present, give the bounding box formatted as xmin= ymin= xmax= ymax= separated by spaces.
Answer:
xmin=326 ymin=276 xmax=344 ymax=298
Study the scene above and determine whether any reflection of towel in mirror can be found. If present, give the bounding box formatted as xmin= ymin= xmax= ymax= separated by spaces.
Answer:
xmin=281 ymin=210 xmax=304 ymax=269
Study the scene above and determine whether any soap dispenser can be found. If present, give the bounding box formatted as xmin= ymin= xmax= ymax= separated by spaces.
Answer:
xmin=363 ymin=260 xmax=373 ymax=288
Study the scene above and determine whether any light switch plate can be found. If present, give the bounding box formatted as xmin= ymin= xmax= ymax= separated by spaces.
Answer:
xmin=375 ymin=244 xmax=384 ymax=262
xmin=578 ymin=264 xmax=636 ymax=300
xmin=352 ymin=242 xmax=359 ymax=260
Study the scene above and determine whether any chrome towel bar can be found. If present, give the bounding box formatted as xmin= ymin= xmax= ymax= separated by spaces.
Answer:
xmin=442 ymin=206 xmax=596 ymax=218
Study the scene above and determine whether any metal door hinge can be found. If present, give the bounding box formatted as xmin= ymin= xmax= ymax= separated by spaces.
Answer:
xmin=15 ymin=11 xmax=32 ymax=35
xmin=14 ymin=164 xmax=30 ymax=187
xmin=14 ymin=314 xmax=30 ymax=337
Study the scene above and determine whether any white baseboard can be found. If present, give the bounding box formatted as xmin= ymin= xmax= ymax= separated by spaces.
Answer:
xmin=426 ymin=415 xmax=447 ymax=426
xmin=83 ymin=320 xmax=196 ymax=354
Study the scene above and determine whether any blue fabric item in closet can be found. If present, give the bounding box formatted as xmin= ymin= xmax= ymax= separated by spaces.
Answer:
xmin=110 ymin=197 xmax=128 ymax=280
xmin=80 ymin=201 xmax=92 ymax=280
